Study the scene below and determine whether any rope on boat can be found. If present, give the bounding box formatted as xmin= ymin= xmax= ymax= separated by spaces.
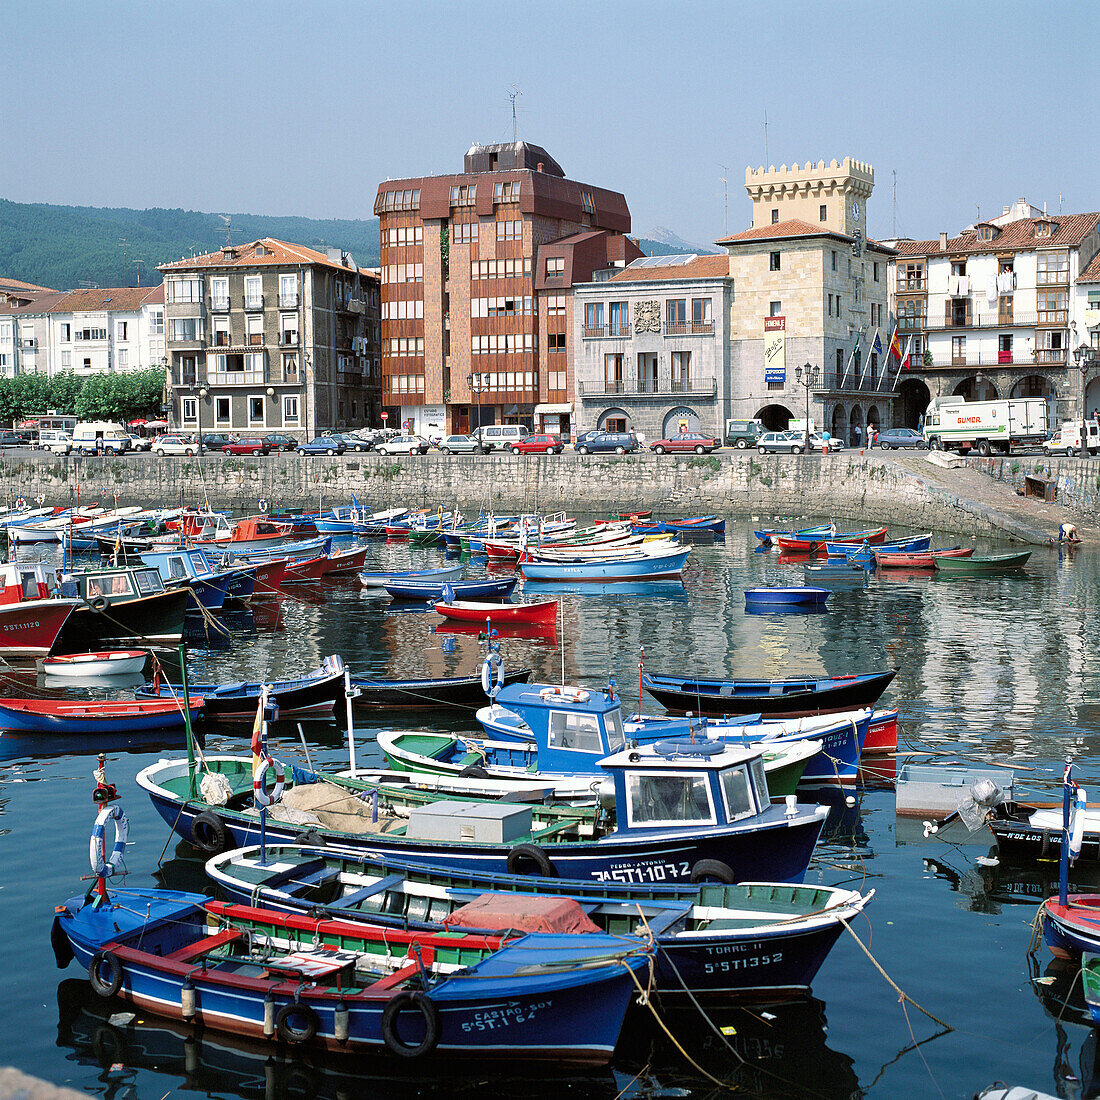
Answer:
xmin=839 ymin=918 xmax=954 ymax=1031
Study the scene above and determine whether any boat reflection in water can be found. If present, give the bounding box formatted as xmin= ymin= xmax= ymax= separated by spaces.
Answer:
xmin=744 ymin=602 xmax=829 ymax=616
xmin=1027 ymin=955 xmax=1100 ymax=1098
xmin=434 ymin=620 xmax=558 ymax=644
xmin=55 ymin=977 xmax=863 ymax=1099
xmin=40 ymin=670 xmax=146 ymax=692
xmin=0 ymin=725 xmax=200 ymax=762
xmin=521 ymin=579 xmax=689 ymax=600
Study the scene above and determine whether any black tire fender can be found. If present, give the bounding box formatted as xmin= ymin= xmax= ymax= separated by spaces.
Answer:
xmin=690 ymin=858 xmax=736 ymax=885
xmin=89 ymin=949 xmax=123 ymax=998
xmin=276 ymin=1001 xmax=319 ymax=1044
xmin=87 ymin=595 xmax=109 ymax=612
xmin=506 ymin=843 xmax=556 ymax=877
xmin=190 ymin=810 xmax=230 ymax=854
xmin=294 ymin=829 xmax=326 ymax=848
xmin=91 ymin=1023 xmax=125 ymax=1067
xmin=459 ymin=764 xmax=490 ymax=779
xmin=381 ymin=991 xmax=441 ymax=1058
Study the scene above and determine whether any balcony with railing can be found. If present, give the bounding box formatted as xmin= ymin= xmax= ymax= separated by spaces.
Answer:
xmin=208 ymin=367 xmax=267 ymax=385
xmin=664 ymin=320 xmax=714 ymax=336
xmin=1034 ymin=348 xmax=1067 ymax=364
xmin=896 ymin=278 xmax=927 ymax=292
xmin=277 ymin=293 xmax=299 ymax=309
xmin=243 ymin=294 xmax=264 ymax=311
xmin=924 ymin=311 xmax=1041 ymax=330
xmin=579 ymin=377 xmax=718 ymax=398
xmin=278 ymin=333 xmax=299 ymax=347
xmin=897 ymin=315 xmax=926 ymax=332
xmin=822 ymin=371 xmax=898 ymax=395
xmin=1037 ymin=309 xmax=1068 ymax=326
xmin=582 ymin=323 xmax=633 ymax=338
xmin=210 ymin=296 xmax=231 ymax=312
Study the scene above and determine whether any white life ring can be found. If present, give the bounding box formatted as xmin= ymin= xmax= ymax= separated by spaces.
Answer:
xmin=15 ymin=496 xmax=26 ymax=510
xmin=89 ymin=804 xmax=129 ymax=877
xmin=538 ymin=686 xmax=590 ymax=704
xmin=481 ymin=652 xmax=504 ymax=695
xmin=253 ymin=754 xmax=285 ymax=808
xmin=258 ymin=498 xmax=269 ymax=513
xmin=1069 ymin=784 xmax=1087 ymax=861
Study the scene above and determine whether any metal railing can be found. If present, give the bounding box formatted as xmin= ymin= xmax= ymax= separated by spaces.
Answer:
xmin=582 ymin=324 xmax=633 ymax=338
xmin=243 ymin=295 xmax=264 ymax=310
xmin=579 ymin=378 xmax=718 ymax=397
xmin=664 ymin=320 xmax=714 ymax=336
xmin=277 ymin=294 xmax=299 ymax=309
xmin=924 ymin=311 xmax=1042 ymax=330
xmin=208 ymin=368 xmax=266 ymax=385
xmin=210 ymin=296 xmax=230 ymax=311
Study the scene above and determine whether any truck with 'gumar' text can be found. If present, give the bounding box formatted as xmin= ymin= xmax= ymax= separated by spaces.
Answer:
xmin=924 ymin=396 xmax=1049 ymax=455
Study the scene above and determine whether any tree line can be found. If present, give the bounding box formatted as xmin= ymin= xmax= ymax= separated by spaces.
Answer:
xmin=0 ymin=368 xmax=166 ymax=427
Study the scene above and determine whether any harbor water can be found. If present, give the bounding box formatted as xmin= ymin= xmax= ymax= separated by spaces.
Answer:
xmin=2 ymin=519 xmax=1099 ymax=1099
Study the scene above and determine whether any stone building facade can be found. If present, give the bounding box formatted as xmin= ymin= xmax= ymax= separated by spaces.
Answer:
xmin=160 ymin=239 xmax=380 ymax=440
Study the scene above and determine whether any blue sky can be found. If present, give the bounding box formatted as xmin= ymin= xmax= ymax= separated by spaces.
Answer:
xmin=2 ymin=0 xmax=1093 ymax=246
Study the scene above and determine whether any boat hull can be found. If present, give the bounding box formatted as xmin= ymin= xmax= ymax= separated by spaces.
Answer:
xmin=519 ymin=549 xmax=690 ymax=581
xmin=53 ymin=588 xmax=190 ymax=653
xmin=384 ymin=578 xmax=518 ymax=601
xmin=349 ymin=669 xmax=532 ymax=710
xmin=744 ymin=587 xmax=829 ymax=605
xmin=434 ymin=599 xmax=558 ymax=625
xmin=0 ymin=696 xmax=201 ymax=733
xmin=0 ymin=598 xmax=80 ymax=657
xmin=933 ymin=551 xmax=1032 ymax=573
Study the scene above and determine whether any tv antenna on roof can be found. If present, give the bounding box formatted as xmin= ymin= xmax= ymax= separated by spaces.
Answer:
xmin=219 ymin=215 xmax=232 ymax=246
xmin=718 ymin=163 xmax=729 ymax=235
xmin=508 ymin=85 xmax=522 ymax=143
xmin=119 ymin=238 xmax=128 ymax=284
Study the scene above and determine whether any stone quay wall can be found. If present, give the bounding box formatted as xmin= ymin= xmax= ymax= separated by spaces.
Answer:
xmin=0 ymin=449 xmax=1056 ymax=541
xmin=970 ymin=454 xmax=1100 ymax=521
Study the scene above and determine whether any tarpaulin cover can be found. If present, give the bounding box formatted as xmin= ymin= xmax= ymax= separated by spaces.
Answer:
xmin=440 ymin=892 xmax=601 ymax=934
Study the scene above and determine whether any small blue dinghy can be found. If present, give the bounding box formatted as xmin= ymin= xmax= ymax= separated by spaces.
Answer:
xmin=744 ymin=586 xmax=830 ymax=605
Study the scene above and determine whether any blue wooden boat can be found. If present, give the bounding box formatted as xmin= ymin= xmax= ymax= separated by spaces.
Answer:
xmin=136 ymin=547 xmax=235 ymax=611
xmin=473 ymin=677 xmax=877 ymax=786
xmin=744 ymin=586 xmax=830 ymax=605
xmin=208 ymin=844 xmax=873 ymax=999
xmin=632 ymin=515 xmax=725 ymax=536
xmin=0 ymin=695 xmax=203 ymax=734
xmin=840 ymin=544 xmax=876 ymax=569
xmin=803 ymin=561 xmax=867 ymax=581
xmin=754 ymin=523 xmax=833 ymax=546
xmin=357 ymin=565 xmax=463 ymax=590
xmin=135 ymin=656 xmax=346 ymax=721
xmin=519 ymin=546 xmax=690 ymax=581
xmin=316 ymin=505 xmax=408 ymax=535
xmin=825 ymin=532 xmax=930 ymax=558
xmin=227 ymin=536 xmax=331 ymax=564
xmin=137 ymin=739 xmax=830 ymax=884
xmin=53 ymin=883 xmax=649 ymax=1064
xmin=383 ymin=576 xmax=518 ymax=601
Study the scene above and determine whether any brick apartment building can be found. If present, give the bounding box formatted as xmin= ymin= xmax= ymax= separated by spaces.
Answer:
xmin=374 ymin=141 xmax=638 ymax=439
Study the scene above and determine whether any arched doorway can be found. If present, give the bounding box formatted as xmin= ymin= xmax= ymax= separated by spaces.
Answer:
xmin=1011 ymin=374 xmax=1054 ymax=399
xmin=849 ymin=405 xmax=863 ymax=446
xmin=754 ymin=404 xmax=794 ymax=431
xmin=830 ymin=405 xmax=846 ymax=442
xmin=662 ymin=406 xmax=700 ymax=434
xmin=898 ymin=378 xmax=931 ymax=429
xmin=954 ymin=375 xmax=998 ymax=402
xmin=598 ymin=407 xmax=631 ymax=431
xmin=866 ymin=405 xmax=881 ymax=437
xmin=1086 ymin=379 xmax=1100 ymax=422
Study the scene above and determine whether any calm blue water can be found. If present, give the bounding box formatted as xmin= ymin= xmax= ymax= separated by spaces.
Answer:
xmin=2 ymin=521 xmax=1098 ymax=1099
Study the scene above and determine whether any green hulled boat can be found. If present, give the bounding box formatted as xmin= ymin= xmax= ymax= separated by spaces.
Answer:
xmin=933 ymin=550 xmax=1032 ymax=574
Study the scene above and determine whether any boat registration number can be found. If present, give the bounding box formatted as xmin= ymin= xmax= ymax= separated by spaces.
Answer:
xmin=704 ymin=953 xmax=782 ymax=973
xmin=461 ymin=1001 xmax=552 ymax=1032
xmin=593 ymin=861 xmax=691 ymax=885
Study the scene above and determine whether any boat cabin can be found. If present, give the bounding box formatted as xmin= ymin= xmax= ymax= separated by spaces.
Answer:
xmin=599 ymin=741 xmax=774 ymax=835
xmin=60 ymin=565 xmax=168 ymax=603
xmin=0 ymin=561 xmax=56 ymax=604
xmin=488 ymin=681 xmax=627 ymax=772
xmin=138 ymin=548 xmax=221 ymax=584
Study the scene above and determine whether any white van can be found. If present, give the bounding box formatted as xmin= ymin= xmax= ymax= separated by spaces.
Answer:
xmin=72 ymin=421 xmax=132 ymax=455
xmin=472 ymin=424 xmax=529 ymax=453
xmin=38 ymin=429 xmax=73 ymax=455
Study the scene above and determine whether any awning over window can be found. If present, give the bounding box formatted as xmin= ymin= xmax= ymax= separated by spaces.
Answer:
xmin=535 ymin=403 xmax=573 ymax=414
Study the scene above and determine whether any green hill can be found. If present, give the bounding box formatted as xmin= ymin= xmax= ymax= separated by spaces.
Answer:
xmin=0 ymin=199 xmax=381 ymax=290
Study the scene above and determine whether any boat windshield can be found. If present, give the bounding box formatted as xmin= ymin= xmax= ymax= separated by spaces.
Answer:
xmin=603 ymin=707 xmax=626 ymax=752
xmin=86 ymin=573 xmax=134 ymax=598
xmin=720 ymin=764 xmax=759 ymax=823
xmin=547 ymin=710 xmax=602 ymax=753
xmin=135 ymin=569 xmax=165 ymax=594
xmin=626 ymin=771 xmax=716 ymax=828
xmin=167 ymin=557 xmax=188 ymax=579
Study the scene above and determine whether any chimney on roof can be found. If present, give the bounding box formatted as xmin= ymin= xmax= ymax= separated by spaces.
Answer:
xmin=1003 ymin=206 xmax=1010 ymax=216
xmin=939 ymin=232 xmax=947 ymax=252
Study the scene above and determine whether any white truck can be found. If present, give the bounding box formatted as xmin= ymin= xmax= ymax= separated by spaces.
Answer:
xmin=924 ymin=396 xmax=1049 ymax=456
xmin=1042 ymin=420 xmax=1100 ymax=457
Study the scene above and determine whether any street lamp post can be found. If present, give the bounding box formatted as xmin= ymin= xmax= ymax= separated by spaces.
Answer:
xmin=794 ymin=362 xmax=818 ymax=453
xmin=1074 ymin=337 xmax=1099 ymax=451
xmin=467 ymin=372 xmax=484 ymax=447
xmin=188 ymin=384 xmax=207 ymax=454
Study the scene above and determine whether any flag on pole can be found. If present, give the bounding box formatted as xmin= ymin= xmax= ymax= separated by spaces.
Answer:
xmin=889 ymin=327 xmax=903 ymax=363
xmin=891 ymin=335 xmax=914 ymax=391
xmin=859 ymin=328 xmax=880 ymax=386
xmin=838 ymin=327 xmax=864 ymax=389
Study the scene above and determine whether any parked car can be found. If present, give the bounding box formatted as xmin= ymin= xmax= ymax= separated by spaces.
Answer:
xmin=438 ymin=433 xmax=481 ymax=454
xmin=375 ymin=434 xmax=430 ymax=455
xmin=0 ymin=430 xmax=25 ymax=448
xmin=262 ymin=434 xmax=298 ymax=452
xmin=510 ymin=433 xmax=564 ymax=455
xmin=153 ymin=434 xmax=199 ymax=456
xmin=297 ymin=436 xmax=346 ymax=456
xmin=345 ymin=430 xmax=380 ymax=450
xmin=72 ymin=421 xmax=131 ymax=454
xmin=724 ymin=418 xmax=765 ymax=450
xmin=128 ymin=434 xmax=153 ymax=452
xmin=470 ymin=424 xmax=529 ymax=452
xmin=200 ymin=433 xmax=236 ymax=453
xmin=807 ymin=432 xmax=844 ymax=452
xmin=873 ymin=427 xmax=926 ymax=450
xmin=328 ymin=432 xmax=371 ymax=453
xmin=757 ymin=431 xmax=806 ymax=455
xmin=650 ymin=432 xmax=720 ymax=455
xmin=223 ymin=437 xmax=271 ymax=456
xmin=38 ymin=429 xmax=73 ymax=455
xmin=575 ymin=430 xmax=639 ymax=455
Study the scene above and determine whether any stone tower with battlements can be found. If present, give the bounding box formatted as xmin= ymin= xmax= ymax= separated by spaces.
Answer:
xmin=744 ymin=157 xmax=874 ymax=238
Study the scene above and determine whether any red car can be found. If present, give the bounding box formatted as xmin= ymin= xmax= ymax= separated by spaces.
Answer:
xmin=222 ymin=437 xmax=271 ymax=456
xmin=649 ymin=432 xmax=720 ymax=455
xmin=510 ymin=433 xmax=564 ymax=455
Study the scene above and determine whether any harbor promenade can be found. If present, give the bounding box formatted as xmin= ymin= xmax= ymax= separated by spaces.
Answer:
xmin=1 ymin=449 xmax=1095 ymax=544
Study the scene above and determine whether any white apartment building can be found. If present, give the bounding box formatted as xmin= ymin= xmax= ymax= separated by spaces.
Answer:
xmin=0 ymin=286 xmax=165 ymax=379
xmin=886 ymin=199 xmax=1100 ymax=425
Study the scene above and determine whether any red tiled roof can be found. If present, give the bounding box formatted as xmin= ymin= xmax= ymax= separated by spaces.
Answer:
xmin=159 ymin=238 xmax=361 ymax=274
xmin=1077 ymin=250 xmax=1100 ymax=284
xmin=892 ymin=212 xmax=1100 ymax=257
xmin=716 ymin=219 xmax=841 ymax=244
xmin=0 ymin=276 xmax=56 ymax=293
xmin=49 ymin=286 xmax=163 ymax=312
xmin=609 ymin=254 xmax=729 ymax=283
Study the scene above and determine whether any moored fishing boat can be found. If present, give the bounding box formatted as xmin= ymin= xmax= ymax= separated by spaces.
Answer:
xmin=519 ymin=545 xmax=690 ymax=582
xmin=933 ymin=550 xmax=1032 ymax=573
xmin=631 ymin=515 xmax=726 ymax=536
xmin=384 ymin=576 xmax=518 ymax=601
xmin=744 ymin=586 xmax=830 ymax=605
xmin=357 ymin=565 xmax=464 ymax=590
xmin=0 ymin=695 xmax=202 ymax=734
xmin=0 ymin=561 xmax=82 ymax=657
xmin=824 ymin=532 xmax=930 ymax=558
xmin=207 ymin=845 xmax=873 ymax=999
xmin=433 ymin=598 xmax=558 ymax=625
xmin=348 ymin=667 xmax=532 ymax=710
xmin=775 ymin=526 xmax=886 ymax=553
xmin=872 ymin=547 xmax=974 ymax=569
xmin=40 ymin=649 xmax=148 ymax=678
